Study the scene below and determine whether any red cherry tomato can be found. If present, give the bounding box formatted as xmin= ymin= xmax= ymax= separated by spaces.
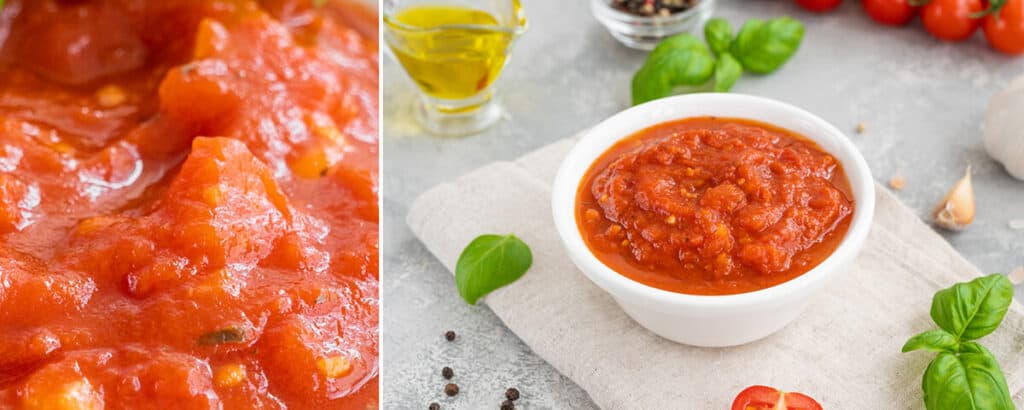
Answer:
xmin=796 ymin=0 xmax=844 ymax=12
xmin=984 ymin=0 xmax=1024 ymax=54
xmin=921 ymin=0 xmax=985 ymax=41
xmin=862 ymin=0 xmax=918 ymax=25
xmin=731 ymin=385 xmax=824 ymax=410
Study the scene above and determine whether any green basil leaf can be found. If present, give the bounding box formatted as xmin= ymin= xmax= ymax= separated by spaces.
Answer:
xmin=931 ymin=274 xmax=1014 ymax=341
xmin=455 ymin=234 xmax=532 ymax=305
xmin=704 ymin=18 xmax=733 ymax=56
xmin=922 ymin=342 xmax=1013 ymax=410
xmin=713 ymin=53 xmax=742 ymax=92
xmin=631 ymin=34 xmax=715 ymax=105
xmin=729 ymin=17 xmax=805 ymax=74
xmin=903 ymin=329 xmax=960 ymax=353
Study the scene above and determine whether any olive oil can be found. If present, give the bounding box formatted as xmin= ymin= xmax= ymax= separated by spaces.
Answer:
xmin=387 ymin=5 xmax=515 ymax=101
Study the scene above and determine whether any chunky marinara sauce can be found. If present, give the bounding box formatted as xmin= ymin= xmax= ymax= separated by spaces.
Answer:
xmin=0 ymin=0 xmax=378 ymax=408
xmin=577 ymin=117 xmax=853 ymax=296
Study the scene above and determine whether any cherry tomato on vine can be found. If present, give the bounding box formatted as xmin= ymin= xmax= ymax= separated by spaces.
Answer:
xmin=731 ymin=385 xmax=824 ymax=410
xmin=796 ymin=0 xmax=844 ymax=12
xmin=984 ymin=0 xmax=1024 ymax=54
xmin=862 ymin=0 xmax=918 ymax=25
xmin=921 ymin=0 xmax=985 ymax=41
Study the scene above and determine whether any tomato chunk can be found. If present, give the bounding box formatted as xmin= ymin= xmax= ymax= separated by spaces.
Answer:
xmin=731 ymin=385 xmax=824 ymax=410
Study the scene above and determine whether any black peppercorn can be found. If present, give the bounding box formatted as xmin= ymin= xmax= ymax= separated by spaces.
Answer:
xmin=441 ymin=366 xmax=454 ymax=379
xmin=505 ymin=387 xmax=520 ymax=401
xmin=429 ymin=403 xmax=440 ymax=410
xmin=444 ymin=330 xmax=456 ymax=341
xmin=609 ymin=0 xmax=697 ymax=16
xmin=500 ymin=400 xmax=515 ymax=410
xmin=444 ymin=383 xmax=459 ymax=397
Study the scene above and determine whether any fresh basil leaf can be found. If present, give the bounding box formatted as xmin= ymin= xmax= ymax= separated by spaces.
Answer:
xmin=931 ymin=274 xmax=1014 ymax=341
xmin=922 ymin=342 xmax=1013 ymax=410
xmin=713 ymin=53 xmax=742 ymax=92
xmin=631 ymin=34 xmax=715 ymax=105
xmin=730 ymin=17 xmax=805 ymax=74
xmin=704 ymin=18 xmax=733 ymax=56
xmin=455 ymin=234 xmax=532 ymax=305
xmin=903 ymin=329 xmax=959 ymax=353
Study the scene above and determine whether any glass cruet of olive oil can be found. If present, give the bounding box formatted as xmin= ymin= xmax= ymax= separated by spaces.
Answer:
xmin=384 ymin=0 xmax=527 ymax=136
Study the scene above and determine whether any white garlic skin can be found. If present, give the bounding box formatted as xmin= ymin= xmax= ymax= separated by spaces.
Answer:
xmin=983 ymin=75 xmax=1024 ymax=181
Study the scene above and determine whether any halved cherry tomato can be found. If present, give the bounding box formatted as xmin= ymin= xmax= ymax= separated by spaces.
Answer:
xmin=796 ymin=0 xmax=845 ymax=12
xmin=731 ymin=385 xmax=824 ymax=410
xmin=862 ymin=0 xmax=918 ymax=25
xmin=984 ymin=0 xmax=1024 ymax=54
xmin=921 ymin=0 xmax=985 ymax=41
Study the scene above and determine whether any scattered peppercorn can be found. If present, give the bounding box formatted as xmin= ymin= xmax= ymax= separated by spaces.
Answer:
xmin=610 ymin=0 xmax=698 ymax=17
xmin=444 ymin=383 xmax=460 ymax=397
xmin=441 ymin=366 xmax=454 ymax=379
xmin=429 ymin=403 xmax=440 ymax=410
xmin=505 ymin=387 xmax=520 ymax=401
xmin=500 ymin=400 xmax=515 ymax=410
xmin=444 ymin=330 xmax=456 ymax=341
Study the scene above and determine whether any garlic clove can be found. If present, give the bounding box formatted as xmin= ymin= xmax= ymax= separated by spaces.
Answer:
xmin=932 ymin=166 xmax=975 ymax=231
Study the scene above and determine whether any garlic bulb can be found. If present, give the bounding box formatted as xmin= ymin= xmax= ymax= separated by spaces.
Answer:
xmin=933 ymin=166 xmax=975 ymax=231
xmin=983 ymin=74 xmax=1024 ymax=181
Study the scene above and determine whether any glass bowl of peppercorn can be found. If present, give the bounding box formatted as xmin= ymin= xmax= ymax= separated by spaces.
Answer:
xmin=592 ymin=0 xmax=715 ymax=50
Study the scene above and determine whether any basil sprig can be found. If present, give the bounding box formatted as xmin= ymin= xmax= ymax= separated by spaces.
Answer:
xmin=930 ymin=273 xmax=1015 ymax=340
xmin=704 ymin=18 xmax=733 ymax=56
xmin=631 ymin=17 xmax=804 ymax=105
xmin=903 ymin=274 xmax=1016 ymax=410
xmin=705 ymin=19 xmax=743 ymax=93
xmin=631 ymin=35 xmax=715 ymax=105
xmin=455 ymin=234 xmax=532 ymax=305
xmin=712 ymin=53 xmax=742 ymax=92
xmin=729 ymin=17 xmax=805 ymax=74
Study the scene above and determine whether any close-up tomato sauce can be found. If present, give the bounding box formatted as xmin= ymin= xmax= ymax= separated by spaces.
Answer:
xmin=0 ymin=0 xmax=378 ymax=408
xmin=576 ymin=117 xmax=854 ymax=295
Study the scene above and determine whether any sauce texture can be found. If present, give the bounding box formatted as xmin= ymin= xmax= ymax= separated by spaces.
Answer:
xmin=577 ymin=117 xmax=853 ymax=295
xmin=0 ymin=0 xmax=378 ymax=408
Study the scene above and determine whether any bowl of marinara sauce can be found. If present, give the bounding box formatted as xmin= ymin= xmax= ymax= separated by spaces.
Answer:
xmin=552 ymin=93 xmax=874 ymax=347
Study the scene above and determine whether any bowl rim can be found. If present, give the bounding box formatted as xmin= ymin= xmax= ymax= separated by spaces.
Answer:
xmin=551 ymin=93 xmax=875 ymax=312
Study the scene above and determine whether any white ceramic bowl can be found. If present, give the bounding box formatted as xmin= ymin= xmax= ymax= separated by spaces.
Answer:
xmin=551 ymin=93 xmax=875 ymax=347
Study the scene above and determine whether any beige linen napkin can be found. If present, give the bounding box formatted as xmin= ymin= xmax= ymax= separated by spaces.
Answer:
xmin=407 ymin=136 xmax=1024 ymax=409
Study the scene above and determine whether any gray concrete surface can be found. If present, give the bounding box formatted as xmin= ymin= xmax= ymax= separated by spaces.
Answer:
xmin=382 ymin=0 xmax=1024 ymax=408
